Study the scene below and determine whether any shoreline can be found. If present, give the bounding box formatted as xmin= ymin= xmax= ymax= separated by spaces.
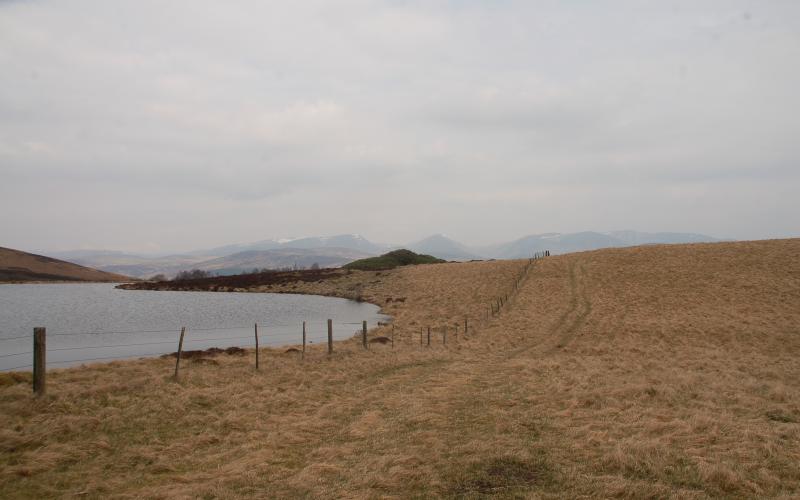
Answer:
xmin=0 ymin=280 xmax=125 ymax=285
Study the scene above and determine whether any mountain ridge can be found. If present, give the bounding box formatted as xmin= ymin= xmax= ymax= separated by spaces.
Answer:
xmin=48 ymin=230 xmax=723 ymax=278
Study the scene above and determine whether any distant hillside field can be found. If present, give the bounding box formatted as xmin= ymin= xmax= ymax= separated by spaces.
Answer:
xmin=0 ymin=247 xmax=131 ymax=282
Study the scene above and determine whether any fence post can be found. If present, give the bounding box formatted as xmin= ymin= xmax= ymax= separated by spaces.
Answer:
xmin=33 ymin=327 xmax=46 ymax=396
xmin=427 ymin=326 xmax=431 ymax=347
xmin=302 ymin=321 xmax=306 ymax=360
xmin=465 ymin=317 xmax=468 ymax=337
xmin=442 ymin=325 xmax=446 ymax=345
xmin=327 ymin=319 xmax=333 ymax=355
xmin=420 ymin=328 xmax=423 ymax=346
xmin=173 ymin=326 xmax=186 ymax=379
xmin=254 ymin=323 xmax=260 ymax=370
xmin=362 ymin=320 xmax=368 ymax=349
xmin=391 ymin=324 xmax=395 ymax=349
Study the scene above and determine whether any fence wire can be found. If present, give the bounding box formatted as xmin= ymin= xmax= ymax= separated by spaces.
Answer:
xmin=0 ymin=334 xmax=32 ymax=342
xmin=0 ymin=320 xmax=380 ymax=372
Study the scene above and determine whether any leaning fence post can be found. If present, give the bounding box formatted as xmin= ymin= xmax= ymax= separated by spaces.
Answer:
xmin=327 ymin=319 xmax=333 ymax=355
xmin=302 ymin=321 xmax=306 ymax=360
xmin=33 ymin=327 xmax=46 ymax=396
xmin=173 ymin=326 xmax=186 ymax=379
xmin=254 ymin=323 xmax=260 ymax=370
xmin=362 ymin=320 xmax=368 ymax=349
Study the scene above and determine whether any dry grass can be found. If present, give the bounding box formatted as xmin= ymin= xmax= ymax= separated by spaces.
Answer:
xmin=1 ymin=240 xmax=799 ymax=498
xmin=0 ymin=246 xmax=130 ymax=282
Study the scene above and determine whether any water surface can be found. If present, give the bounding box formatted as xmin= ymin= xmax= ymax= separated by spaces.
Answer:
xmin=0 ymin=283 xmax=389 ymax=371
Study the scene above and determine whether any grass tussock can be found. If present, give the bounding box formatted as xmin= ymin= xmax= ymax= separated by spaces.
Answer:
xmin=1 ymin=239 xmax=800 ymax=498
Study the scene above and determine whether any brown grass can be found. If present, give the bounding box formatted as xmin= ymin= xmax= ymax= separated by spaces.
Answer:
xmin=0 ymin=246 xmax=131 ymax=283
xmin=1 ymin=239 xmax=799 ymax=498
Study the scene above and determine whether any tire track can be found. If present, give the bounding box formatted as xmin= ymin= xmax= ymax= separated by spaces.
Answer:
xmin=548 ymin=262 xmax=591 ymax=353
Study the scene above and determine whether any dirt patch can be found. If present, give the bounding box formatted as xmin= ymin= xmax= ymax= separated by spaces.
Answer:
xmin=161 ymin=346 xmax=247 ymax=359
xmin=444 ymin=455 xmax=554 ymax=497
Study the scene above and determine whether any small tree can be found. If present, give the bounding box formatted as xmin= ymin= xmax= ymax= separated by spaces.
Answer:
xmin=310 ymin=262 xmax=320 ymax=270
xmin=150 ymin=273 xmax=167 ymax=282
xmin=174 ymin=269 xmax=210 ymax=281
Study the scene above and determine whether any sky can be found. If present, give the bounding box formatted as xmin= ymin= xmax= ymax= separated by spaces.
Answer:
xmin=1 ymin=0 xmax=798 ymax=254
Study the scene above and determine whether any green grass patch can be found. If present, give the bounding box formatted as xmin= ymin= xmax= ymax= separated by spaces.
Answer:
xmin=344 ymin=249 xmax=445 ymax=271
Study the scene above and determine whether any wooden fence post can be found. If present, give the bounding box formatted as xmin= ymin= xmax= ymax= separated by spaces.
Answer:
xmin=391 ymin=324 xmax=395 ymax=349
xmin=465 ymin=317 xmax=468 ymax=336
xmin=33 ymin=327 xmax=45 ymax=396
xmin=327 ymin=319 xmax=333 ymax=355
xmin=254 ymin=323 xmax=260 ymax=370
xmin=173 ymin=327 xmax=186 ymax=379
xmin=427 ymin=326 xmax=431 ymax=347
xmin=302 ymin=321 xmax=306 ymax=360
xmin=442 ymin=325 xmax=447 ymax=345
xmin=362 ymin=320 xmax=368 ymax=349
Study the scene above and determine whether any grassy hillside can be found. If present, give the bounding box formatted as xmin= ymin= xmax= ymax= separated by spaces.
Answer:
xmin=343 ymin=248 xmax=445 ymax=270
xmin=0 ymin=246 xmax=132 ymax=282
xmin=1 ymin=239 xmax=799 ymax=497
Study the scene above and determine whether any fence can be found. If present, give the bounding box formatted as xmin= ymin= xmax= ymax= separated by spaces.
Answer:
xmin=0 ymin=250 xmax=549 ymax=396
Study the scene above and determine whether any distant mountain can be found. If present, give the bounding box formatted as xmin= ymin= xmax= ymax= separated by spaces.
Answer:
xmin=49 ymin=230 xmax=723 ymax=277
xmin=409 ymin=234 xmax=481 ymax=261
xmin=49 ymin=249 xmax=131 ymax=260
xmin=484 ymin=230 xmax=721 ymax=258
xmin=188 ymin=247 xmax=374 ymax=276
xmin=190 ymin=239 xmax=282 ymax=257
xmin=51 ymin=251 xmax=215 ymax=279
xmin=191 ymin=234 xmax=388 ymax=257
xmin=605 ymin=231 xmax=722 ymax=246
xmin=0 ymin=246 xmax=132 ymax=282
xmin=275 ymin=234 xmax=388 ymax=254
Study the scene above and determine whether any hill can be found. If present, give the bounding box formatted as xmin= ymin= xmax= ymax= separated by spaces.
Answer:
xmin=1 ymin=239 xmax=798 ymax=497
xmin=343 ymin=249 xmax=445 ymax=270
xmin=408 ymin=234 xmax=480 ymax=261
xmin=49 ymin=250 xmax=212 ymax=279
xmin=192 ymin=233 xmax=388 ymax=258
xmin=190 ymin=247 xmax=373 ymax=275
xmin=482 ymin=230 xmax=721 ymax=258
xmin=0 ymin=246 xmax=132 ymax=282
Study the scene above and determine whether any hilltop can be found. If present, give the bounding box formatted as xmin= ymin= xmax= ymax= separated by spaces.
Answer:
xmin=0 ymin=246 xmax=132 ymax=282
xmin=1 ymin=239 xmax=798 ymax=497
xmin=343 ymin=249 xmax=445 ymax=270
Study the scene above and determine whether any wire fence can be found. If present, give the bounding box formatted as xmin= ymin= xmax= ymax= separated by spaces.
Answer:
xmin=1 ymin=251 xmax=549 ymax=387
xmin=0 ymin=320 xmax=380 ymax=372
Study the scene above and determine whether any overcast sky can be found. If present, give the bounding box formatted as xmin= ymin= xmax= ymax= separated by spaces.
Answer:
xmin=1 ymin=1 xmax=798 ymax=253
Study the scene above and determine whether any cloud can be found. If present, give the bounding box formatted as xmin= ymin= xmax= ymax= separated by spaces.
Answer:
xmin=1 ymin=0 xmax=799 ymax=251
